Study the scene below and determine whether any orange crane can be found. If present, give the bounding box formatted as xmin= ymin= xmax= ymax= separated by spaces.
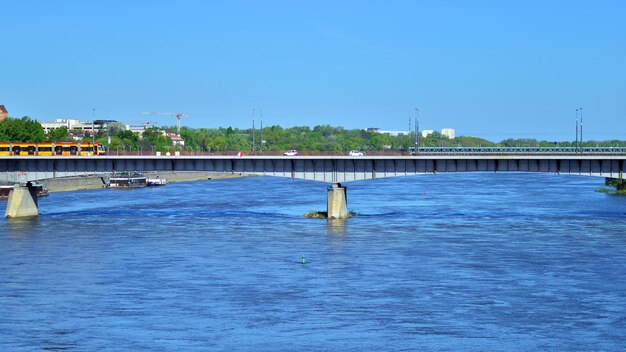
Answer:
xmin=142 ymin=112 xmax=190 ymax=133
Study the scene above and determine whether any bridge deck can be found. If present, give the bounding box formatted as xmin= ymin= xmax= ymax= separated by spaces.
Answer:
xmin=1 ymin=155 xmax=625 ymax=183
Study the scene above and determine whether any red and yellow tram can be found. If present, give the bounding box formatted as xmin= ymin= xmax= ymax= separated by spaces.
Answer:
xmin=0 ymin=142 xmax=105 ymax=156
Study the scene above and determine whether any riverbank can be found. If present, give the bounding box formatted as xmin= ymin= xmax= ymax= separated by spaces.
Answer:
xmin=43 ymin=172 xmax=248 ymax=193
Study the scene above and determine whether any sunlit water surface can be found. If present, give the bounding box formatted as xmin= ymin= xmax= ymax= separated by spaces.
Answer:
xmin=1 ymin=173 xmax=625 ymax=351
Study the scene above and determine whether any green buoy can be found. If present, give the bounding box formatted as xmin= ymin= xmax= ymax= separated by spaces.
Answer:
xmin=301 ymin=255 xmax=306 ymax=264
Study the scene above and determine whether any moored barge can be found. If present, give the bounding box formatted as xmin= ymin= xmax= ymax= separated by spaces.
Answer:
xmin=108 ymin=175 xmax=147 ymax=188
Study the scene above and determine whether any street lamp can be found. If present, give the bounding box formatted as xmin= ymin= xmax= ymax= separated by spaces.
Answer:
xmin=575 ymin=108 xmax=579 ymax=153
xmin=259 ymin=109 xmax=263 ymax=152
xmin=92 ymin=108 xmax=96 ymax=145
xmin=106 ymin=122 xmax=110 ymax=154
xmin=579 ymin=107 xmax=583 ymax=153
xmin=414 ymin=108 xmax=420 ymax=154
xmin=252 ymin=108 xmax=256 ymax=153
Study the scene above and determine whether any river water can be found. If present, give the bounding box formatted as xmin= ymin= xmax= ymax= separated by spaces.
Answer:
xmin=1 ymin=173 xmax=625 ymax=351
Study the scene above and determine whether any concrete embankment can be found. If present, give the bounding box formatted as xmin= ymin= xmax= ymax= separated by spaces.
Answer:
xmin=44 ymin=172 xmax=247 ymax=193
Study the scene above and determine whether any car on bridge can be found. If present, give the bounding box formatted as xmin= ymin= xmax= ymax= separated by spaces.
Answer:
xmin=349 ymin=150 xmax=364 ymax=156
xmin=283 ymin=149 xmax=298 ymax=156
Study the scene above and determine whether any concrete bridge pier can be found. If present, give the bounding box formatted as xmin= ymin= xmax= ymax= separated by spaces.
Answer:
xmin=327 ymin=183 xmax=348 ymax=219
xmin=5 ymin=182 xmax=39 ymax=219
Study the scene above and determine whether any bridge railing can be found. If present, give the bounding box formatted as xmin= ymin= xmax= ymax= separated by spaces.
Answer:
xmin=408 ymin=147 xmax=626 ymax=155
xmin=104 ymin=147 xmax=626 ymax=157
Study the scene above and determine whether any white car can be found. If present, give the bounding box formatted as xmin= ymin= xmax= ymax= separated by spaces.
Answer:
xmin=283 ymin=149 xmax=298 ymax=156
xmin=349 ymin=150 xmax=364 ymax=157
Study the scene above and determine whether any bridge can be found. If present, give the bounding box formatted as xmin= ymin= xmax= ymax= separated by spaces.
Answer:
xmin=2 ymin=151 xmax=625 ymax=219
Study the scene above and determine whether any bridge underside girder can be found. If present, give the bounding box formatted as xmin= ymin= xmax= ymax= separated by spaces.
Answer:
xmin=0 ymin=157 xmax=624 ymax=183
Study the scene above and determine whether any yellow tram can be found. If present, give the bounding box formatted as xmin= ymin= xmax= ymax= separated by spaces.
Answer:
xmin=0 ymin=142 xmax=105 ymax=156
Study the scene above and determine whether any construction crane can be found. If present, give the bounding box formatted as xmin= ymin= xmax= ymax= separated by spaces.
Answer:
xmin=125 ymin=120 xmax=159 ymax=127
xmin=142 ymin=112 xmax=190 ymax=133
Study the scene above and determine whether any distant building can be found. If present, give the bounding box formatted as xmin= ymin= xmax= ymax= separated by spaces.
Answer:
xmin=127 ymin=124 xmax=147 ymax=136
xmin=40 ymin=119 xmax=98 ymax=136
xmin=41 ymin=119 xmax=79 ymax=132
xmin=165 ymin=132 xmax=185 ymax=146
xmin=421 ymin=130 xmax=434 ymax=138
xmin=376 ymin=129 xmax=412 ymax=137
xmin=441 ymin=128 xmax=455 ymax=139
xmin=0 ymin=105 xmax=8 ymax=122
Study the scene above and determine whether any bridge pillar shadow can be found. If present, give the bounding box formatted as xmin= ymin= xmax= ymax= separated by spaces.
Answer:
xmin=5 ymin=182 xmax=39 ymax=219
xmin=327 ymin=183 xmax=348 ymax=219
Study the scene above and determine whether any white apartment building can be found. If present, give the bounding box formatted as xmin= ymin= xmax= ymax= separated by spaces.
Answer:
xmin=40 ymin=119 xmax=98 ymax=135
xmin=441 ymin=128 xmax=455 ymax=139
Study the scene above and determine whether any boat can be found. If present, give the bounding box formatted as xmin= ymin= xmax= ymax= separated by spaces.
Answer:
xmin=0 ymin=183 xmax=49 ymax=199
xmin=147 ymin=177 xmax=167 ymax=187
xmin=108 ymin=173 xmax=147 ymax=188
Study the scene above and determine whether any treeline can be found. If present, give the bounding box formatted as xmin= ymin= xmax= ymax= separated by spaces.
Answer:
xmin=178 ymin=125 xmax=501 ymax=152
xmin=176 ymin=125 xmax=626 ymax=152
xmin=2 ymin=116 xmax=626 ymax=153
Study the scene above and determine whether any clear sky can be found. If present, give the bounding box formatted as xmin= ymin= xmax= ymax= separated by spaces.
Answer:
xmin=1 ymin=0 xmax=625 ymax=141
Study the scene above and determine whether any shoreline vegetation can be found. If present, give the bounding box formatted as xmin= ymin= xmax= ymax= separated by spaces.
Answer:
xmin=596 ymin=178 xmax=626 ymax=195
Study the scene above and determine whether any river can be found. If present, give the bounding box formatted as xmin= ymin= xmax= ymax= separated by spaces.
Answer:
xmin=1 ymin=173 xmax=625 ymax=351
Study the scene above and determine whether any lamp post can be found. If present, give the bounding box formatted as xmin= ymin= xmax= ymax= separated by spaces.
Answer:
xmin=575 ymin=108 xmax=579 ymax=153
xmin=414 ymin=108 xmax=420 ymax=154
xmin=92 ymin=108 xmax=95 ymax=145
xmin=578 ymin=108 xmax=584 ymax=153
xmin=106 ymin=122 xmax=110 ymax=155
xmin=252 ymin=108 xmax=256 ymax=153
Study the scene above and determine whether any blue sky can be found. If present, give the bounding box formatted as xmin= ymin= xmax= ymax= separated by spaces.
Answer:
xmin=1 ymin=1 xmax=625 ymax=141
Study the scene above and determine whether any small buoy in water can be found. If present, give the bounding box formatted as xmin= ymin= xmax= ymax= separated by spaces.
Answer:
xmin=301 ymin=255 xmax=306 ymax=264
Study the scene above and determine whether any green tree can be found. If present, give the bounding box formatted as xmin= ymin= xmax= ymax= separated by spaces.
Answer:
xmin=107 ymin=122 xmax=126 ymax=136
xmin=605 ymin=178 xmax=626 ymax=191
xmin=142 ymin=127 xmax=173 ymax=151
xmin=0 ymin=116 xmax=46 ymax=142
xmin=47 ymin=126 xmax=69 ymax=142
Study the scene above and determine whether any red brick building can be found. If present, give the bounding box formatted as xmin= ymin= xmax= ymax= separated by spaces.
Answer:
xmin=0 ymin=105 xmax=7 ymax=122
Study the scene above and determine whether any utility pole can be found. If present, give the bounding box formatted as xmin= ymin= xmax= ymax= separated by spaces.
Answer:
xmin=259 ymin=109 xmax=263 ymax=153
xmin=106 ymin=109 xmax=110 ymax=154
xmin=578 ymin=108 xmax=584 ymax=153
xmin=414 ymin=108 xmax=420 ymax=153
xmin=252 ymin=108 xmax=256 ymax=153
xmin=575 ymin=109 xmax=579 ymax=153
xmin=92 ymin=108 xmax=96 ymax=145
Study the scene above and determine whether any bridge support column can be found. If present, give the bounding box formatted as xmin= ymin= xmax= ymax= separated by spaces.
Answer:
xmin=327 ymin=183 xmax=348 ymax=219
xmin=5 ymin=182 xmax=39 ymax=219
